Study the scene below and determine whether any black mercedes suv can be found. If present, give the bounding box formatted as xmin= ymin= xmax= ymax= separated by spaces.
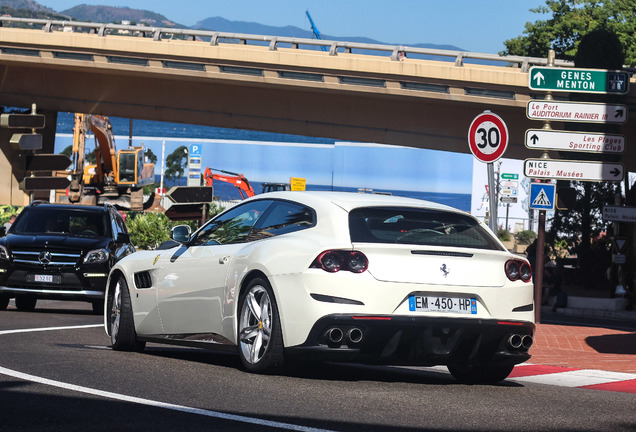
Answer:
xmin=0 ymin=202 xmax=135 ymax=313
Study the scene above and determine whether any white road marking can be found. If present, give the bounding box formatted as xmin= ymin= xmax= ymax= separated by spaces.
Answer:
xmin=0 ymin=324 xmax=102 ymax=335
xmin=0 ymin=324 xmax=337 ymax=432
xmin=400 ymin=364 xmax=636 ymax=391
xmin=510 ymin=369 xmax=636 ymax=388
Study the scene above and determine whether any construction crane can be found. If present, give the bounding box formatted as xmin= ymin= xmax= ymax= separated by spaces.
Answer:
xmin=305 ymin=10 xmax=327 ymax=52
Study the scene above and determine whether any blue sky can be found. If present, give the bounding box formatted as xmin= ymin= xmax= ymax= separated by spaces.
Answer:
xmin=39 ymin=0 xmax=549 ymax=54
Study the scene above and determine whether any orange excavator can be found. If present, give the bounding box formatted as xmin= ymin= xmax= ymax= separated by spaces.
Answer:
xmin=62 ymin=113 xmax=155 ymax=210
xmin=203 ymin=167 xmax=255 ymax=200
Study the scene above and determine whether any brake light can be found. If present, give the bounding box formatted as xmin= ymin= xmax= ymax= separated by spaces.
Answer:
xmin=505 ymin=259 xmax=532 ymax=283
xmin=312 ymin=250 xmax=368 ymax=273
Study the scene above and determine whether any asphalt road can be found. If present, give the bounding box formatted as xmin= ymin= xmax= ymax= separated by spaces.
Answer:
xmin=1 ymin=300 xmax=634 ymax=432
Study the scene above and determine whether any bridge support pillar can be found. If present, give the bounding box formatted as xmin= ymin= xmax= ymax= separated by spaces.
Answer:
xmin=0 ymin=109 xmax=58 ymax=206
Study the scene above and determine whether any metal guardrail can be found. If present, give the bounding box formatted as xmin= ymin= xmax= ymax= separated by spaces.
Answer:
xmin=0 ymin=16 xmax=574 ymax=72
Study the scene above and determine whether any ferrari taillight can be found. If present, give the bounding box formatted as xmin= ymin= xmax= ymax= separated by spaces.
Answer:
xmin=505 ymin=259 xmax=532 ymax=283
xmin=312 ymin=250 xmax=368 ymax=273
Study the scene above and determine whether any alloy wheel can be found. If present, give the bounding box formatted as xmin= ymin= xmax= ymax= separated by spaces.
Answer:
xmin=110 ymin=280 xmax=122 ymax=341
xmin=239 ymin=285 xmax=272 ymax=365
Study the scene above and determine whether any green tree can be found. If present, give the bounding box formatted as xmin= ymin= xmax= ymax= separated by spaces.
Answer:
xmin=61 ymin=144 xmax=96 ymax=165
xmin=145 ymin=147 xmax=158 ymax=165
xmin=502 ymin=0 xmax=636 ymax=66
xmin=165 ymin=145 xmax=188 ymax=186
xmin=61 ymin=145 xmax=73 ymax=158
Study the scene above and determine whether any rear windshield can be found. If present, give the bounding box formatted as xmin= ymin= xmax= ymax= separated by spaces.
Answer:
xmin=11 ymin=207 xmax=109 ymax=238
xmin=349 ymin=207 xmax=503 ymax=251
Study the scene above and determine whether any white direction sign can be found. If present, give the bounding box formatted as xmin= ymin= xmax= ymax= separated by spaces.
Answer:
xmin=525 ymin=129 xmax=625 ymax=154
xmin=524 ymin=159 xmax=624 ymax=182
xmin=603 ymin=206 xmax=636 ymax=223
xmin=527 ymin=100 xmax=628 ymax=124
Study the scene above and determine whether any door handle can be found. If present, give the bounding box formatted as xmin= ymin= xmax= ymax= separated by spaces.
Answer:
xmin=219 ymin=256 xmax=229 ymax=264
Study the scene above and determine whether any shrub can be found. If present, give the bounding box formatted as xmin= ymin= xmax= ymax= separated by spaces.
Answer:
xmin=126 ymin=212 xmax=172 ymax=250
xmin=514 ymin=230 xmax=537 ymax=245
xmin=124 ymin=203 xmax=224 ymax=250
xmin=498 ymin=229 xmax=512 ymax=242
xmin=0 ymin=205 xmax=21 ymax=225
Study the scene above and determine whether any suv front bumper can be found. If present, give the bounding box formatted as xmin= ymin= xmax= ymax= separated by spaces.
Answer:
xmin=0 ymin=264 xmax=108 ymax=301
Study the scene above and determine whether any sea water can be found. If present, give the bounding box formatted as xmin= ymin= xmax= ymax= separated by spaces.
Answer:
xmin=56 ymin=112 xmax=471 ymax=211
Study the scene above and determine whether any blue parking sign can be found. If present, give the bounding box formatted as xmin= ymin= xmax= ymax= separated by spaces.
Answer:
xmin=189 ymin=144 xmax=202 ymax=156
xmin=529 ymin=183 xmax=556 ymax=210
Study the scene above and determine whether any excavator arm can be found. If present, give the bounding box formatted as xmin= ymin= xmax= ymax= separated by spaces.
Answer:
xmin=86 ymin=114 xmax=118 ymax=185
xmin=204 ymin=167 xmax=255 ymax=200
xmin=67 ymin=113 xmax=87 ymax=203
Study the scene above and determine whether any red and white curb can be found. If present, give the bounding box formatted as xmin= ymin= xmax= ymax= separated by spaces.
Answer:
xmin=509 ymin=364 xmax=636 ymax=394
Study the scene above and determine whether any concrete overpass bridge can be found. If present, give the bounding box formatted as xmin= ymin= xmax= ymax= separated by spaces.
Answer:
xmin=1 ymin=17 xmax=635 ymax=205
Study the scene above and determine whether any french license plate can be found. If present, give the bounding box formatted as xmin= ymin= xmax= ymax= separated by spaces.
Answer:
xmin=409 ymin=296 xmax=477 ymax=314
xmin=29 ymin=274 xmax=60 ymax=284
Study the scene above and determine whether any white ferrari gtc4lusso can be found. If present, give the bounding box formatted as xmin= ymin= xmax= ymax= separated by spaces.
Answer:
xmin=105 ymin=191 xmax=535 ymax=383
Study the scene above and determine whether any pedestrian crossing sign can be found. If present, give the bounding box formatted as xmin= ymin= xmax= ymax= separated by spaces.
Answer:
xmin=529 ymin=183 xmax=556 ymax=210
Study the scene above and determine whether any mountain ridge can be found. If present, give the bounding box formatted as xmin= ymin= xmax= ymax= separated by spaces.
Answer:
xmin=0 ymin=0 xmax=464 ymax=51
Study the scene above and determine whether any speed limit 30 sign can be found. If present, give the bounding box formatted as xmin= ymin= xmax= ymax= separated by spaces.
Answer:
xmin=468 ymin=111 xmax=509 ymax=163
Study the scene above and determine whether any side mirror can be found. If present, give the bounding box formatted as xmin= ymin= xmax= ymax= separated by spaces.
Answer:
xmin=116 ymin=232 xmax=130 ymax=244
xmin=170 ymin=225 xmax=191 ymax=243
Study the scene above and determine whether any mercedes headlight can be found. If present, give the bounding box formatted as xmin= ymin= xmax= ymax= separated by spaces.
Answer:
xmin=84 ymin=248 xmax=109 ymax=264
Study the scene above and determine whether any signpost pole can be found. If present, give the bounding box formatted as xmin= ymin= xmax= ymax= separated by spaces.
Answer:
xmin=505 ymin=203 xmax=510 ymax=230
xmin=487 ymin=162 xmax=497 ymax=233
xmin=535 ymin=210 xmax=546 ymax=323
xmin=160 ymin=140 xmax=166 ymax=208
xmin=468 ymin=110 xmax=508 ymax=235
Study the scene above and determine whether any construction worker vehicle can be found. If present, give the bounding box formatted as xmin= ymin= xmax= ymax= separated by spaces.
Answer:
xmin=62 ymin=114 xmax=154 ymax=211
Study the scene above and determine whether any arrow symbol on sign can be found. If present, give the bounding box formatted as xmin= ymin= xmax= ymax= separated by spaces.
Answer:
xmin=610 ymin=168 xmax=622 ymax=177
xmin=530 ymin=134 xmax=539 ymax=145
xmin=615 ymin=109 xmax=625 ymax=118
xmin=533 ymin=71 xmax=545 ymax=86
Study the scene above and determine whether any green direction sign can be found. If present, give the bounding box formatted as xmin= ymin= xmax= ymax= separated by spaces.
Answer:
xmin=501 ymin=173 xmax=518 ymax=180
xmin=528 ymin=66 xmax=629 ymax=95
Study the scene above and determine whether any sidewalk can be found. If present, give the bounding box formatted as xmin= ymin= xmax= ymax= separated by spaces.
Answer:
xmin=529 ymin=306 xmax=636 ymax=374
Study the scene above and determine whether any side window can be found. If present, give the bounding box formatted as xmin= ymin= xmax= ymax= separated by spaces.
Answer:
xmin=248 ymin=201 xmax=314 ymax=241
xmin=117 ymin=212 xmax=129 ymax=235
xmin=191 ymin=200 xmax=273 ymax=246
xmin=111 ymin=210 xmax=127 ymax=238
xmin=137 ymin=152 xmax=144 ymax=180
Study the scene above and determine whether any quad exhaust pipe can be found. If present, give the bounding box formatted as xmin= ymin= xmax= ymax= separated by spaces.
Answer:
xmin=522 ymin=335 xmax=533 ymax=350
xmin=324 ymin=327 xmax=364 ymax=345
xmin=325 ymin=327 xmax=344 ymax=344
xmin=347 ymin=328 xmax=364 ymax=344
xmin=507 ymin=333 xmax=533 ymax=350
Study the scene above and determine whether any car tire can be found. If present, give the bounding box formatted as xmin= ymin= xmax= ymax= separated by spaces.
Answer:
xmin=0 ymin=295 xmax=9 ymax=310
xmin=109 ymin=275 xmax=145 ymax=352
xmin=448 ymin=362 xmax=514 ymax=384
xmin=238 ymin=277 xmax=284 ymax=373
xmin=15 ymin=295 xmax=37 ymax=312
